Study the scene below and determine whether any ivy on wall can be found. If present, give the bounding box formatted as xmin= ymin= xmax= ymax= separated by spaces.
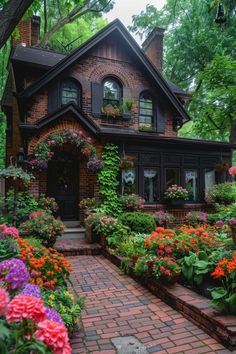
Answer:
xmin=97 ymin=143 xmax=122 ymax=216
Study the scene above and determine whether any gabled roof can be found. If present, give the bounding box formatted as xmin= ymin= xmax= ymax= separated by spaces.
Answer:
xmin=19 ymin=103 xmax=100 ymax=136
xmin=18 ymin=19 xmax=190 ymax=123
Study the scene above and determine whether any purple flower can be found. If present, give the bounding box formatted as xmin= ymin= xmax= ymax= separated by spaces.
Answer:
xmin=0 ymin=259 xmax=29 ymax=290
xmin=21 ymin=284 xmax=41 ymax=298
xmin=45 ymin=306 xmax=63 ymax=324
xmin=215 ymin=220 xmax=224 ymax=228
xmin=87 ymin=158 xmax=103 ymax=173
xmin=228 ymin=218 xmax=236 ymax=226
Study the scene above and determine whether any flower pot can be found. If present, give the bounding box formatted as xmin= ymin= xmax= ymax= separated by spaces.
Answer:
xmin=167 ymin=199 xmax=185 ymax=208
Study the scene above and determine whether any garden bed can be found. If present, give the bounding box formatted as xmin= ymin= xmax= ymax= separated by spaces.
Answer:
xmin=103 ymin=250 xmax=236 ymax=350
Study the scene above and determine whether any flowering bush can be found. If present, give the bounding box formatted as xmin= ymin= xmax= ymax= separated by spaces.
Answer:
xmin=205 ymin=182 xmax=236 ymax=204
xmin=0 ymin=224 xmax=19 ymax=239
xmin=186 ymin=211 xmax=208 ymax=225
xmin=0 ymin=226 xmax=19 ymax=260
xmin=120 ymin=194 xmax=145 ymax=211
xmin=19 ymin=213 xmax=64 ymax=247
xmin=164 ymin=185 xmax=189 ymax=200
xmin=210 ymin=252 xmax=236 ymax=314
xmin=151 ymin=256 xmax=180 ymax=282
xmin=18 ymin=238 xmax=72 ymax=289
xmin=79 ymin=197 xmax=96 ymax=211
xmin=38 ymin=194 xmax=59 ymax=214
xmin=0 ymin=258 xmax=29 ymax=291
xmin=152 ymin=210 xmax=175 ymax=226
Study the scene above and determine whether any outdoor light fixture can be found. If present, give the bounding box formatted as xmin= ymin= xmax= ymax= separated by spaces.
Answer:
xmin=173 ymin=116 xmax=183 ymax=131
xmin=16 ymin=147 xmax=25 ymax=165
xmin=215 ymin=3 xmax=226 ymax=29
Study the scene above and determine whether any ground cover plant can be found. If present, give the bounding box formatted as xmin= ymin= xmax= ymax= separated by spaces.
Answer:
xmin=0 ymin=224 xmax=84 ymax=353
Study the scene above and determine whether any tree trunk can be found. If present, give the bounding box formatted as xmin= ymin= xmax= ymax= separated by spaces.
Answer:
xmin=0 ymin=0 xmax=34 ymax=49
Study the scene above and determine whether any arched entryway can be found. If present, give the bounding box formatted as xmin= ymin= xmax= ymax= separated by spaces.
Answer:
xmin=47 ymin=152 xmax=79 ymax=220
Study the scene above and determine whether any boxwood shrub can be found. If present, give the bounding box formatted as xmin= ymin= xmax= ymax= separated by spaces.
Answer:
xmin=119 ymin=212 xmax=156 ymax=233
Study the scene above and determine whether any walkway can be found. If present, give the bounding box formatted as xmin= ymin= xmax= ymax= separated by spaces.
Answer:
xmin=69 ymin=255 xmax=233 ymax=354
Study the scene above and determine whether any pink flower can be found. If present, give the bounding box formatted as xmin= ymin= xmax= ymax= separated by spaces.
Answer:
xmin=0 ymin=288 xmax=9 ymax=315
xmin=1 ymin=225 xmax=19 ymax=239
xmin=6 ymin=295 xmax=46 ymax=323
xmin=160 ymin=266 xmax=165 ymax=271
xmin=164 ymin=269 xmax=171 ymax=276
xmin=35 ymin=319 xmax=71 ymax=354
xmin=229 ymin=166 xmax=236 ymax=176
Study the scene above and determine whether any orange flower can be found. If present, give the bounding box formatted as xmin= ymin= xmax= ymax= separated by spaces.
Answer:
xmin=212 ymin=266 xmax=225 ymax=278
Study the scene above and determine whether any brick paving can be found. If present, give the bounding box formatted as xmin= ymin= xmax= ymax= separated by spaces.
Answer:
xmin=69 ymin=255 xmax=234 ymax=354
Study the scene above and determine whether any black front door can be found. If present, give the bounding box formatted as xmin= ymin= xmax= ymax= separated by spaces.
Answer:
xmin=47 ymin=153 xmax=79 ymax=220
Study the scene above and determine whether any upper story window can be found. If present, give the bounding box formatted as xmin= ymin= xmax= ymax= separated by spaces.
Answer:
xmin=139 ymin=92 xmax=153 ymax=128
xmin=61 ymin=78 xmax=80 ymax=106
xmin=103 ymin=78 xmax=122 ymax=107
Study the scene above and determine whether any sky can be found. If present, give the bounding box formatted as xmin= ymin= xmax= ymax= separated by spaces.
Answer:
xmin=105 ymin=0 xmax=167 ymax=43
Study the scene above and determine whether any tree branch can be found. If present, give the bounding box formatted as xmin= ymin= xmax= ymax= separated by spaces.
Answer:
xmin=38 ymin=0 xmax=112 ymax=47
xmin=0 ymin=0 xmax=34 ymax=49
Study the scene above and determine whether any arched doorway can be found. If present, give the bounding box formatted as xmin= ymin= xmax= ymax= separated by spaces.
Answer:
xmin=47 ymin=152 xmax=79 ymax=220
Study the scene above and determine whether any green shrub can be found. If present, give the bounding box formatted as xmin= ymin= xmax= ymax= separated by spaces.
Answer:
xmin=119 ymin=212 xmax=156 ymax=233
xmin=205 ymin=183 xmax=236 ymax=205
xmin=0 ymin=237 xmax=19 ymax=260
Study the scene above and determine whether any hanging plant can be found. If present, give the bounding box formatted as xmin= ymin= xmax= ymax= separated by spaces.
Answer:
xmin=28 ymin=129 xmax=102 ymax=172
xmin=119 ymin=155 xmax=136 ymax=170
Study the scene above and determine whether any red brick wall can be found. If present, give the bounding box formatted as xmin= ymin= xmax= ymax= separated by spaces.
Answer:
xmin=12 ymin=17 xmax=40 ymax=48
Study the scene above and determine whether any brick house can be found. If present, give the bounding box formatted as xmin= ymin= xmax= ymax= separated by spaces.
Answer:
xmin=1 ymin=17 xmax=233 ymax=222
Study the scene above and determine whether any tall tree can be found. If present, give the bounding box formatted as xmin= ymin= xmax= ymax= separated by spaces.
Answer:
xmin=0 ymin=0 xmax=34 ymax=49
xmin=130 ymin=0 xmax=236 ymax=141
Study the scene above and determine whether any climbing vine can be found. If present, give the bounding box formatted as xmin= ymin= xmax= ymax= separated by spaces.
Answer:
xmin=97 ymin=143 xmax=122 ymax=216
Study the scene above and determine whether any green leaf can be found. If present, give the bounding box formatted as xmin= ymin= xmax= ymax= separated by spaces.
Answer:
xmin=211 ymin=287 xmax=227 ymax=299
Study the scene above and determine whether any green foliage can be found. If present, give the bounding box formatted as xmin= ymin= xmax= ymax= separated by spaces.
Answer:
xmin=134 ymin=257 xmax=148 ymax=277
xmin=0 ymin=166 xmax=33 ymax=184
xmin=24 ymin=236 xmax=44 ymax=249
xmin=42 ymin=288 xmax=84 ymax=333
xmin=119 ymin=212 xmax=156 ymax=234
xmin=19 ymin=213 xmax=64 ymax=247
xmin=0 ymin=237 xmax=19 ymax=260
xmin=4 ymin=189 xmax=40 ymax=225
xmin=98 ymin=143 xmax=122 ymax=216
xmin=205 ymin=182 xmax=236 ymax=204
xmin=179 ymin=251 xmax=212 ymax=285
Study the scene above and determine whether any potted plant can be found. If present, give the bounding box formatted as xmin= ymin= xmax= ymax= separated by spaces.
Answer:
xmin=120 ymin=194 xmax=145 ymax=211
xmin=163 ymin=184 xmax=189 ymax=208
xmin=101 ymin=104 xmax=121 ymax=118
xmin=152 ymin=210 xmax=175 ymax=227
xmin=79 ymin=197 xmax=96 ymax=216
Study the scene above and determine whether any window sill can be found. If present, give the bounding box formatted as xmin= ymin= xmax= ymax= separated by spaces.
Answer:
xmin=139 ymin=128 xmax=157 ymax=133
xmin=100 ymin=112 xmax=131 ymax=120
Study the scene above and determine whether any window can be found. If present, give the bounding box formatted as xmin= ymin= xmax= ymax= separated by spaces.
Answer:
xmin=61 ymin=79 xmax=80 ymax=106
xmin=103 ymin=78 xmax=121 ymax=107
xmin=165 ymin=168 xmax=179 ymax=188
xmin=204 ymin=168 xmax=216 ymax=195
xmin=122 ymin=169 xmax=136 ymax=195
xmin=184 ymin=170 xmax=198 ymax=201
xmin=144 ymin=168 xmax=159 ymax=203
xmin=139 ymin=92 xmax=153 ymax=128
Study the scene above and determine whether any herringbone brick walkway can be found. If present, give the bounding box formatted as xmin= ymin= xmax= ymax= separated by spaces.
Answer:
xmin=69 ymin=256 xmax=233 ymax=354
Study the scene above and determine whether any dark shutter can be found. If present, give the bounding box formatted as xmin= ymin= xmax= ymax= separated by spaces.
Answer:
xmin=156 ymin=104 xmax=166 ymax=133
xmin=48 ymin=80 xmax=60 ymax=114
xmin=91 ymin=82 xmax=102 ymax=118
xmin=122 ymin=87 xmax=132 ymax=119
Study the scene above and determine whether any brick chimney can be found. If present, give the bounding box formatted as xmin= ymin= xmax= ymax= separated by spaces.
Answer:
xmin=142 ymin=27 xmax=165 ymax=72
xmin=12 ymin=16 xmax=40 ymax=48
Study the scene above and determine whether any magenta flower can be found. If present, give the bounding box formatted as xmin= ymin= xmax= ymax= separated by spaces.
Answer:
xmin=0 ymin=259 xmax=29 ymax=290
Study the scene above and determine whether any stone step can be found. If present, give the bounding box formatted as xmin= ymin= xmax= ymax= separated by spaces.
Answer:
xmin=55 ymin=239 xmax=102 ymax=256
xmin=63 ymin=220 xmax=80 ymax=228
xmin=61 ymin=227 xmax=85 ymax=240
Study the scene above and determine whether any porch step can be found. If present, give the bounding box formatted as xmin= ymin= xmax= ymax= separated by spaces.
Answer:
xmin=55 ymin=239 xmax=102 ymax=256
xmin=63 ymin=220 xmax=80 ymax=228
xmin=61 ymin=227 xmax=85 ymax=240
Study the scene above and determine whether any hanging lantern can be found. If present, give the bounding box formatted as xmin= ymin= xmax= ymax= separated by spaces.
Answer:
xmin=215 ymin=3 xmax=226 ymax=26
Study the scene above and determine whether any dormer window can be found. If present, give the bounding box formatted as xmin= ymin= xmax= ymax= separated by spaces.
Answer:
xmin=61 ymin=78 xmax=80 ymax=106
xmin=139 ymin=92 xmax=153 ymax=129
xmin=103 ymin=78 xmax=122 ymax=107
